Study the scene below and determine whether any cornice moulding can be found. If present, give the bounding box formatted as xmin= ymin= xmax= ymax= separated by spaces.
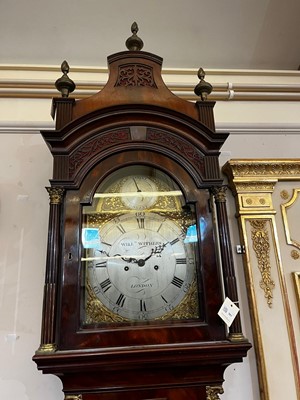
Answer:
xmin=217 ymin=123 xmax=300 ymax=134
xmin=1 ymin=121 xmax=300 ymax=135
xmin=1 ymin=64 xmax=300 ymax=77
xmin=0 ymin=64 xmax=299 ymax=101
xmin=223 ymin=159 xmax=300 ymax=181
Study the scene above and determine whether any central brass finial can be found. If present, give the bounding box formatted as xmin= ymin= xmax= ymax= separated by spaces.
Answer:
xmin=126 ymin=22 xmax=144 ymax=51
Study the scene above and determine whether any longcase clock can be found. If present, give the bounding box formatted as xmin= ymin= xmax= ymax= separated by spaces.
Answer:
xmin=33 ymin=24 xmax=251 ymax=400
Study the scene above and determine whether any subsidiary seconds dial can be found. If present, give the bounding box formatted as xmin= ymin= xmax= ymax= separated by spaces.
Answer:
xmin=88 ymin=213 xmax=196 ymax=320
xmin=120 ymin=175 xmax=157 ymax=210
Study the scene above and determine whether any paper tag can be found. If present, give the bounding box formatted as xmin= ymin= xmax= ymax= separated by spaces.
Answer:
xmin=218 ymin=297 xmax=240 ymax=327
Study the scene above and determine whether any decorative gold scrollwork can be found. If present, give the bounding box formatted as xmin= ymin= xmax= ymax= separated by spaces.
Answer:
xmin=250 ymin=220 xmax=275 ymax=307
xmin=85 ymin=279 xmax=199 ymax=323
xmin=206 ymin=385 xmax=224 ymax=400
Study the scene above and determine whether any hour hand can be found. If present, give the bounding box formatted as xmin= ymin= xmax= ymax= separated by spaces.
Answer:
xmin=116 ymin=254 xmax=139 ymax=264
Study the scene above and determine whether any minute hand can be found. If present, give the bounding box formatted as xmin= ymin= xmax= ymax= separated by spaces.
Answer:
xmin=153 ymin=242 xmax=168 ymax=255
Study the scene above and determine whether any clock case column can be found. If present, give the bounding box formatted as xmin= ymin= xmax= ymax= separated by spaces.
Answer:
xmin=33 ymin=34 xmax=251 ymax=400
xmin=36 ymin=186 xmax=64 ymax=353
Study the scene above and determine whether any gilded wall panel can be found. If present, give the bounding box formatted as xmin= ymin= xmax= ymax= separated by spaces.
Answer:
xmin=223 ymin=160 xmax=300 ymax=400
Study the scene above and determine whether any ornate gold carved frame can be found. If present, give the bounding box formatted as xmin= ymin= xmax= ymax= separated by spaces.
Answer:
xmin=223 ymin=160 xmax=300 ymax=400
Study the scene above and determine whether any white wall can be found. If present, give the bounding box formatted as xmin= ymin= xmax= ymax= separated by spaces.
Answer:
xmin=0 ymin=67 xmax=299 ymax=400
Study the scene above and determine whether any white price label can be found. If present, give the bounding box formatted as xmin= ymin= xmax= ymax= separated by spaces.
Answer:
xmin=218 ymin=297 xmax=240 ymax=327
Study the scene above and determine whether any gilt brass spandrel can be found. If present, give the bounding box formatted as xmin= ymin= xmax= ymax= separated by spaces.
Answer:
xmin=85 ymin=281 xmax=127 ymax=323
xmin=85 ymin=277 xmax=199 ymax=324
xmin=94 ymin=175 xmax=181 ymax=214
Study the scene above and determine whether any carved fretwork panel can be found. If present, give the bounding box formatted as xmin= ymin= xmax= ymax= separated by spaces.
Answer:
xmin=68 ymin=128 xmax=131 ymax=178
xmin=116 ymin=63 xmax=157 ymax=88
xmin=147 ymin=127 xmax=205 ymax=176
xmin=52 ymin=124 xmax=224 ymax=185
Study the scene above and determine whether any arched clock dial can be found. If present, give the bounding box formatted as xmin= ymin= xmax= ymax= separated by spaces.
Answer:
xmin=86 ymin=212 xmax=197 ymax=321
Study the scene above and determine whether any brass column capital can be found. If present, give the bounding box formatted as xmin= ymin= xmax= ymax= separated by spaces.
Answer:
xmin=211 ymin=185 xmax=227 ymax=202
xmin=46 ymin=187 xmax=65 ymax=204
xmin=206 ymin=385 xmax=224 ymax=400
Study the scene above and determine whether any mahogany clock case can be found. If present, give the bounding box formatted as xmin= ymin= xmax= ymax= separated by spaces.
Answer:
xmin=33 ymin=38 xmax=251 ymax=400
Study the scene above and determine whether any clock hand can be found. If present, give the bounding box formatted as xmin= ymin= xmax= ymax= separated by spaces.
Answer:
xmin=152 ymin=242 xmax=168 ymax=255
xmin=99 ymin=242 xmax=170 ymax=266
xmin=133 ymin=245 xmax=165 ymax=268
xmin=120 ymin=255 xmax=139 ymax=263
xmin=142 ymin=248 xmax=155 ymax=262
xmin=132 ymin=177 xmax=142 ymax=192
xmin=105 ymin=242 xmax=170 ymax=267
xmin=96 ymin=250 xmax=140 ymax=264
xmin=135 ymin=243 xmax=168 ymax=266
xmin=109 ymin=253 xmax=140 ymax=264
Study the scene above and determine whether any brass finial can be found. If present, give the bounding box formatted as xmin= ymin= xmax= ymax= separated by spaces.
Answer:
xmin=55 ymin=61 xmax=76 ymax=97
xmin=125 ymin=22 xmax=144 ymax=51
xmin=194 ymin=67 xmax=213 ymax=101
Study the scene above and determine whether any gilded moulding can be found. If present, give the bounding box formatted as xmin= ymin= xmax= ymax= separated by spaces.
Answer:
xmin=224 ymin=178 xmax=277 ymax=218
xmin=223 ymin=160 xmax=300 ymax=181
xmin=292 ymin=272 xmax=300 ymax=315
xmin=281 ymin=188 xmax=300 ymax=250
xmin=65 ymin=395 xmax=82 ymax=400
